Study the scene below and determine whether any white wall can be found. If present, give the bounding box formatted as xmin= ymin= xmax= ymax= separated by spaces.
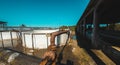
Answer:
xmin=60 ymin=34 xmax=68 ymax=45
xmin=22 ymin=29 xmax=59 ymax=49
xmin=0 ymin=32 xmax=18 ymax=40
xmin=0 ymin=30 xmax=69 ymax=49
xmin=0 ymin=31 xmax=18 ymax=47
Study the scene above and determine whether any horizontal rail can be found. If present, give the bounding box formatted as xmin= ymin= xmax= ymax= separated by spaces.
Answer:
xmin=24 ymin=33 xmax=51 ymax=35
xmin=99 ymin=33 xmax=120 ymax=40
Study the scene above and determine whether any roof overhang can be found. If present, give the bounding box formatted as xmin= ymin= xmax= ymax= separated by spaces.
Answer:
xmin=78 ymin=0 xmax=120 ymax=24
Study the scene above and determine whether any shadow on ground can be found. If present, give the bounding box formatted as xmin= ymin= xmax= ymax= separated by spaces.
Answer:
xmin=76 ymin=35 xmax=106 ymax=65
xmin=56 ymin=45 xmax=79 ymax=65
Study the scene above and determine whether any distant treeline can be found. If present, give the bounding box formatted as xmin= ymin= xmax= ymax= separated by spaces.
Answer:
xmin=95 ymin=23 xmax=120 ymax=31
xmin=59 ymin=25 xmax=76 ymax=31
xmin=108 ymin=23 xmax=120 ymax=30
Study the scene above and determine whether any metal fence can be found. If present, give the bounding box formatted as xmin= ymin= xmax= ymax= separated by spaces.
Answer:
xmin=0 ymin=30 xmax=68 ymax=58
xmin=22 ymin=33 xmax=52 ymax=57
xmin=0 ymin=30 xmax=60 ymax=58
xmin=0 ymin=31 xmax=22 ymax=50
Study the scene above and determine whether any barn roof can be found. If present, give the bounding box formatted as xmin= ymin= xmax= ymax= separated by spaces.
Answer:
xmin=78 ymin=0 xmax=120 ymax=24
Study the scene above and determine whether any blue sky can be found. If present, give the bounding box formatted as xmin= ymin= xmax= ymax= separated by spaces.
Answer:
xmin=0 ymin=0 xmax=89 ymax=27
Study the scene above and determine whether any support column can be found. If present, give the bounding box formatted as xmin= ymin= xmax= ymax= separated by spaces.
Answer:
xmin=92 ymin=8 xmax=100 ymax=48
xmin=106 ymin=24 xmax=109 ymax=30
xmin=10 ymin=31 xmax=14 ymax=48
xmin=80 ymin=21 xmax=83 ymax=34
xmin=81 ymin=21 xmax=84 ymax=35
xmin=77 ymin=21 xmax=83 ymax=35
xmin=32 ymin=34 xmax=35 ymax=55
xmin=0 ymin=32 xmax=4 ymax=48
xmin=83 ymin=19 xmax=86 ymax=36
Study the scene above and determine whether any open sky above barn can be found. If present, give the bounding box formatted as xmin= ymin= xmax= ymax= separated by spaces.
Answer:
xmin=0 ymin=0 xmax=89 ymax=27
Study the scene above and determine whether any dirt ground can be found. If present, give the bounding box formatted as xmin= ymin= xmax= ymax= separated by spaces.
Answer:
xmin=34 ymin=39 xmax=96 ymax=65
xmin=2 ymin=35 xmax=115 ymax=65
xmin=63 ymin=39 xmax=96 ymax=65
xmin=19 ymin=39 xmax=96 ymax=65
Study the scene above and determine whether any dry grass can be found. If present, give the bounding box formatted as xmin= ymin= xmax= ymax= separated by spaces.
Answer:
xmin=69 ymin=40 xmax=96 ymax=65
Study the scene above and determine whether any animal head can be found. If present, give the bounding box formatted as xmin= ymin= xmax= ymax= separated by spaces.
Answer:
xmin=47 ymin=45 xmax=57 ymax=51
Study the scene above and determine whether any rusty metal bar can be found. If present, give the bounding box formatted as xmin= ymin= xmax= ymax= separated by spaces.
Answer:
xmin=24 ymin=33 xmax=50 ymax=35
xmin=0 ymin=32 xmax=4 ymax=48
xmin=10 ymin=31 xmax=14 ymax=48
xmin=33 ymin=33 xmax=47 ymax=35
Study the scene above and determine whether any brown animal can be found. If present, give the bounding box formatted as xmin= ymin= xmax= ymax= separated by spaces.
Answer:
xmin=40 ymin=30 xmax=69 ymax=65
xmin=40 ymin=45 xmax=57 ymax=65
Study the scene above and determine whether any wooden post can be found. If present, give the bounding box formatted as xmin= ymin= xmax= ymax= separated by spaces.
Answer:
xmin=16 ymin=32 xmax=19 ymax=44
xmin=19 ymin=31 xmax=23 ymax=45
xmin=10 ymin=31 xmax=14 ymax=48
xmin=23 ymin=33 xmax=26 ymax=53
xmin=32 ymin=34 xmax=35 ymax=55
xmin=106 ymin=24 xmax=109 ymax=30
xmin=79 ymin=22 xmax=82 ymax=34
xmin=0 ymin=32 xmax=4 ymax=48
xmin=81 ymin=21 xmax=84 ymax=34
xmin=92 ymin=8 xmax=100 ymax=48
xmin=83 ymin=19 xmax=86 ymax=36
xmin=46 ymin=33 xmax=49 ymax=47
